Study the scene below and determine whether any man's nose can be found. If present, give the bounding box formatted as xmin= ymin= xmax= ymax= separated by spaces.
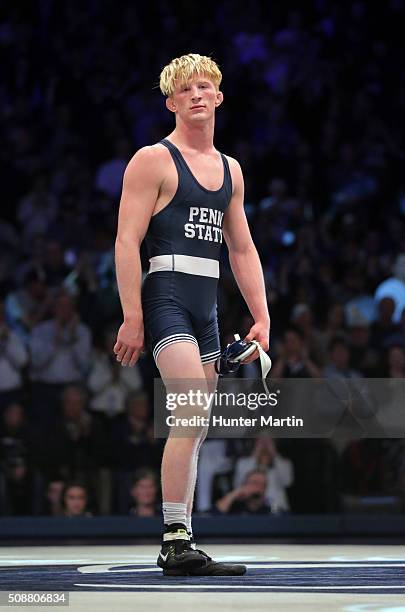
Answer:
xmin=191 ymin=87 xmax=201 ymax=100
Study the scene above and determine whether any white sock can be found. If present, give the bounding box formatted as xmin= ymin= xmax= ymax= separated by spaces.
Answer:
xmin=185 ymin=515 xmax=192 ymax=535
xmin=162 ymin=502 xmax=187 ymax=528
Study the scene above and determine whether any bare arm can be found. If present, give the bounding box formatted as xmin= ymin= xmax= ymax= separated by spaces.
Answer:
xmin=223 ymin=158 xmax=270 ymax=356
xmin=215 ymin=487 xmax=244 ymax=514
xmin=114 ymin=147 xmax=162 ymax=367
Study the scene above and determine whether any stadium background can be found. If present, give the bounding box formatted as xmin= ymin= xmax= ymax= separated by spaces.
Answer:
xmin=0 ymin=0 xmax=405 ymax=533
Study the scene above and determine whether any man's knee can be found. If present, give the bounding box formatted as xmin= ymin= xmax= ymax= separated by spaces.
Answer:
xmin=197 ymin=424 xmax=209 ymax=448
xmin=165 ymin=432 xmax=205 ymax=448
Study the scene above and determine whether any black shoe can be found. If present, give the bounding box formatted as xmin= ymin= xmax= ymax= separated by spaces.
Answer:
xmin=186 ymin=547 xmax=247 ymax=576
xmin=158 ymin=525 xmax=207 ymax=575
xmin=164 ymin=533 xmax=247 ymax=576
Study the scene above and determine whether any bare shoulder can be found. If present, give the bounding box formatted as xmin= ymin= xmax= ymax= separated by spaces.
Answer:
xmin=223 ymin=154 xmax=241 ymax=170
xmin=124 ymin=144 xmax=169 ymax=182
xmin=223 ymin=154 xmax=244 ymax=192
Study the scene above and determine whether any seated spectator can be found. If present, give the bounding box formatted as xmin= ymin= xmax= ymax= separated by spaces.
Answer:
xmin=0 ymin=456 xmax=35 ymax=516
xmin=28 ymin=290 xmax=92 ymax=427
xmin=17 ymin=174 xmax=58 ymax=241
xmin=46 ymin=385 xmax=108 ymax=480
xmin=87 ymin=325 xmax=143 ymax=418
xmin=384 ymin=345 xmax=405 ymax=378
xmin=5 ymin=268 xmax=53 ymax=342
xmin=0 ymin=402 xmax=44 ymax=480
xmin=0 ymin=403 xmax=31 ymax=465
xmin=348 ymin=313 xmax=380 ymax=376
xmin=375 ymin=254 xmax=405 ymax=323
xmin=29 ymin=289 xmax=92 ymax=385
xmin=0 ymin=299 xmax=28 ymax=409
xmin=43 ymin=477 xmax=65 ymax=516
xmin=291 ymin=303 xmax=327 ymax=366
xmin=323 ymin=336 xmax=362 ymax=379
xmin=129 ymin=468 xmax=160 ymax=516
xmin=216 ymin=468 xmax=271 ymax=515
xmin=370 ymin=297 xmax=398 ymax=349
xmin=62 ymin=482 xmax=92 ymax=517
xmin=271 ymin=326 xmax=322 ymax=378
xmin=233 ymin=436 xmax=293 ymax=512
xmin=319 ymin=302 xmax=347 ymax=350
xmin=111 ymin=392 xmax=161 ymax=471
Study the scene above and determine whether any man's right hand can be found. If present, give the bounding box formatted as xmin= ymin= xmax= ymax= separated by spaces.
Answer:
xmin=114 ymin=319 xmax=144 ymax=367
xmin=236 ymin=483 xmax=258 ymax=500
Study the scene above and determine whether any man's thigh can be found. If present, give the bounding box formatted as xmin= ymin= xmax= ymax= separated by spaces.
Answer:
xmin=157 ymin=341 xmax=206 ymax=380
xmin=157 ymin=342 xmax=210 ymax=441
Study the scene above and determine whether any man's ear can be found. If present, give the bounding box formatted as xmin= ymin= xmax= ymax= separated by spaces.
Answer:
xmin=166 ymin=97 xmax=176 ymax=113
xmin=215 ymin=91 xmax=224 ymax=107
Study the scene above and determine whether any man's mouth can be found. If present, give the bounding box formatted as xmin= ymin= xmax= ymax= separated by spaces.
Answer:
xmin=190 ymin=105 xmax=205 ymax=110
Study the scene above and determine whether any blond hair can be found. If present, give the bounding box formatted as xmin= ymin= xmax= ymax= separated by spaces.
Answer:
xmin=159 ymin=53 xmax=222 ymax=97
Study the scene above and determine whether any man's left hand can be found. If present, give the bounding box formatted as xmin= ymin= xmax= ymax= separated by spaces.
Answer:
xmin=242 ymin=321 xmax=270 ymax=363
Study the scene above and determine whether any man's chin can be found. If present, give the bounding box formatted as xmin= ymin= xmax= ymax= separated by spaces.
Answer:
xmin=188 ymin=113 xmax=211 ymax=121
xmin=189 ymin=107 xmax=211 ymax=115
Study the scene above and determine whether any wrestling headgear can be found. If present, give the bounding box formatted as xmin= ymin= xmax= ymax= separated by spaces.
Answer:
xmin=215 ymin=334 xmax=272 ymax=393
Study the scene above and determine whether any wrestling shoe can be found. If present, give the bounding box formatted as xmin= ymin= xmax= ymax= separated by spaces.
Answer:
xmin=157 ymin=524 xmax=208 ymax=574
xmin=164 ymin=533 xmax=247 ymax=576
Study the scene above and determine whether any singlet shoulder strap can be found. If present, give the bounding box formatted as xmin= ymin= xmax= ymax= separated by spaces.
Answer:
xmin=160 ymin=138 xmax=188 ymax=171
xmin=159 ymin=137 xmax=174 ymax=151
xmin=220 ymin=153 xmax=233 ymax=201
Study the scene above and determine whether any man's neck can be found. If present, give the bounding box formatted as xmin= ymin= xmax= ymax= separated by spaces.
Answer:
xmin=168 ymin=118 xmax=215 ymax=153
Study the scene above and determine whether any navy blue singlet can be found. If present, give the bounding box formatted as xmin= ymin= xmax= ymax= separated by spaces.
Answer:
xmin=141 ymin=138 xmax=232 ymax=364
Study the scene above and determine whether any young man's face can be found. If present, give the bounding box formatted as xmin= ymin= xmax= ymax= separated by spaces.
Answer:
xmin=166 ymin=75 xmax=223 ymax=121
